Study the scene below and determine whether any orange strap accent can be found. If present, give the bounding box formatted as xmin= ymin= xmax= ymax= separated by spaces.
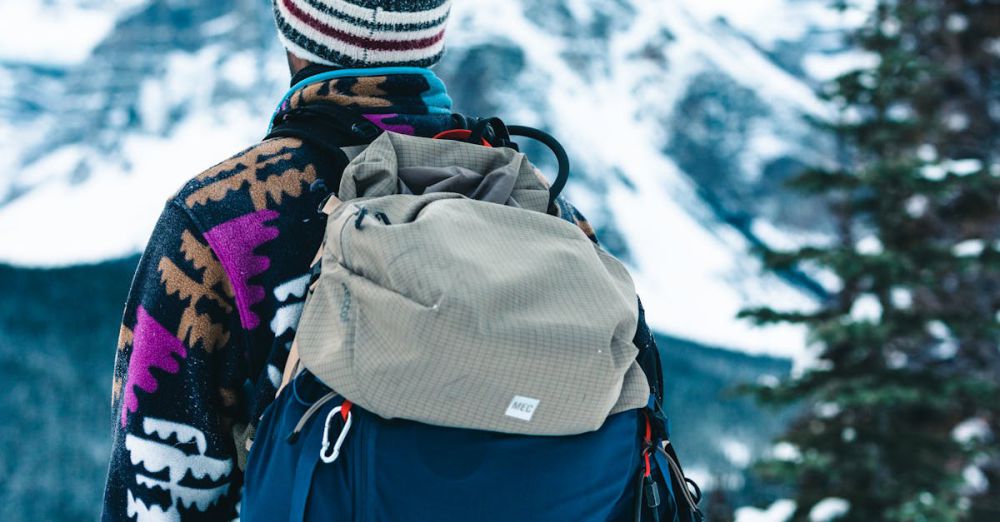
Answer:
xmin=432 ymin=129 xmax=492 ymax=147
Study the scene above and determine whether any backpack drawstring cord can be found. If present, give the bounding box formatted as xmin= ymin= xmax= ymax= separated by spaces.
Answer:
xmin=286 ymin=391 xmax=339 ymax=444
xmin=657 ymin=443 xmax=703 ymax=519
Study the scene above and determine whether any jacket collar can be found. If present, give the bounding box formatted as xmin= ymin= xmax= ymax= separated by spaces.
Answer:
xmin=269 ymin=67 xmax=453 ymax=134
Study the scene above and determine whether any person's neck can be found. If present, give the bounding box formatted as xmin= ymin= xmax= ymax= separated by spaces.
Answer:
xmin=290 ymin=63 xmax=341 ymax=86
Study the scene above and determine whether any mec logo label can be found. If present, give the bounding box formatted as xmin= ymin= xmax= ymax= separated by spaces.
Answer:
xmin=504 ymin=396 xmax=540 ymax=422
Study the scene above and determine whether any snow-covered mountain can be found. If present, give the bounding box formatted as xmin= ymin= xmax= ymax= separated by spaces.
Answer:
xmin=0 ymin=0 xmax=869 ymax=357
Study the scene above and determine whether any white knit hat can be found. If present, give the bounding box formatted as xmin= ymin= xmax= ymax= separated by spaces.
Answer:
xmin=272 ymin=0 xmax=452 ymax=68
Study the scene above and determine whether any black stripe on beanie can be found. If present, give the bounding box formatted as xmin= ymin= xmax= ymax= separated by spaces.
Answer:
xmin=274 ymin=9 xmax=446 ymax=68
xmin=300 ymin=0 xmax=449 ymax=32
xmin=339 ymin=0 xmax=448 ymax=11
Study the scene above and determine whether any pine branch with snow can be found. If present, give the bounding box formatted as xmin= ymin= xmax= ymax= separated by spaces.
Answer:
xmin=742 ymin=0 xmax=1000 ymax=520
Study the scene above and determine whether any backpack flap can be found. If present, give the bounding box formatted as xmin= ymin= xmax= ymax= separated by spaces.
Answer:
xmin=295 ymin=133 xmax=650 ymax=436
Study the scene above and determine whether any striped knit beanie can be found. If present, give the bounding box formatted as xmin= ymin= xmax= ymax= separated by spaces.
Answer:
xmin=273 ymin=0 xmax=452 ymax=68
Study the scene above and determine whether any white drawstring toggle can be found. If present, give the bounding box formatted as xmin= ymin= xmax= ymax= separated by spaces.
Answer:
xmin=320 ymin=405 xmax=353 ymax=464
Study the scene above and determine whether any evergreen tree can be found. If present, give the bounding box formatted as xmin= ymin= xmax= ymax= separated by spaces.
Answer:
xmin=742 ymin=1 xmax=1000 ymax=520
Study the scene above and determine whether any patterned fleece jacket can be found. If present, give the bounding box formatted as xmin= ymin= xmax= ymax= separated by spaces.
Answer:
xmin=101 ymin=67 xmax=605 ymax=521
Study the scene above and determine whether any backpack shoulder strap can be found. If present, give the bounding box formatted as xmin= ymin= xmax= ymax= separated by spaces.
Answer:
xmin=634 ymin=297 xmax=664 ymax=406
xmin=266 ymin=103 xmax=383 ymax=180
xmin=277 ymin=234 xmax=330 ymax=398
xmin=278 ymin=340 xmax=302 ymax=398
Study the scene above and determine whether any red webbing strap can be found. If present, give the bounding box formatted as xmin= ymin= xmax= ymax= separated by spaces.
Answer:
xmin=643 ymin=411 xmax=653 ymax=478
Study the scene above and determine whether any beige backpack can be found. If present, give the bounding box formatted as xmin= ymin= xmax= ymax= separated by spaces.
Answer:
xmin=282 ymin=132 xmax=649 ymax=436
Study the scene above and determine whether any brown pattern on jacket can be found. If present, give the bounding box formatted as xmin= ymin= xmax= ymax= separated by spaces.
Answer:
xmin=111 ymin=325 xmax=133 ymax=405
xmin=179 ymin=230 xmax=235 ymax=303
xmin=117 ymin=324 xmax=133 ymax=351
xmin=193 ymin=139 xmax=301 ymax=183
xmin=186 ymin=141 xmax=318 ymax=210
xmin=157 ymin=256 xmax=233 ymax=352
xmin=157 ymin=230 xmax=233 ymax=352
xmin=290 ymin=76 xmax=392 ymax=110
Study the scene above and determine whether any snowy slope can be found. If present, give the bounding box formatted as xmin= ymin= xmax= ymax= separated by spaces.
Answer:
xmin=0 ymin=0 xmax=146 ymax=66
xmin=0 ymin=0 xmax=867 ymax=357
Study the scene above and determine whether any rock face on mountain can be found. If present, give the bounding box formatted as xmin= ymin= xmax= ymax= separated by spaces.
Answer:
xmin=0 ymin=0 xmax=866 ymax=517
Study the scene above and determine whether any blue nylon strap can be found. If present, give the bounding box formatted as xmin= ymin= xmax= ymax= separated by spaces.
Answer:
xmin=652 ymin=447 xmax=681 ymax=522
xmin=290 ymin=438 xmax=319 ymax=522
xmin=289 ymin=378 xmax=332 ymax=522
xmin=647 ymin=394 xmax=681 ymax=521
xmin=647 ymin=394 xmax=671 ymax=440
